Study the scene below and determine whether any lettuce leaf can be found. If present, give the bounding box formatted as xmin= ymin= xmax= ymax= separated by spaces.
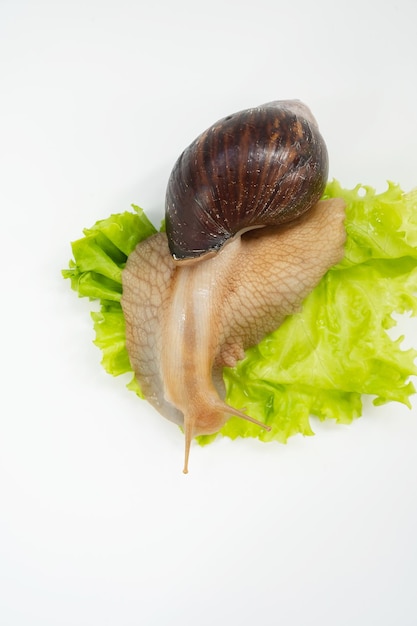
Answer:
xmin=62 ymin=183 xmax=417 ymax=444
xmin=62 ymin=205 xmax=156 ymax=392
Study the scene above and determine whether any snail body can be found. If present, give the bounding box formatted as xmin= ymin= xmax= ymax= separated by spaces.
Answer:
xmin=121 ymin=100 xmax=346 ymax=472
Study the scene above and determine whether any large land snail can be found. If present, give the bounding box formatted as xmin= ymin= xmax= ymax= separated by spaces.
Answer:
xmin=121 ymin=100 xmax=346 ymax=472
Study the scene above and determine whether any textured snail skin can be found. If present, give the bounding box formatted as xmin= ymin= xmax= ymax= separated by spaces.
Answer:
xmin=121 ymin=101 xmax=346 ymax=472
xmin=166 ymin=100 xmax=329 ymax=262
xmin=122 ymin=201 xmax=346 ymax=472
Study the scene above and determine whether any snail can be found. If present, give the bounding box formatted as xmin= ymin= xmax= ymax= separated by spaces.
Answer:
xmin=121 ymin=100 xmax=347 ymax=473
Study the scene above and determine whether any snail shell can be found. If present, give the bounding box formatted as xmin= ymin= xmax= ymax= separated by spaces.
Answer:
xmin=165 ymin=100 xmax=329 ymax=262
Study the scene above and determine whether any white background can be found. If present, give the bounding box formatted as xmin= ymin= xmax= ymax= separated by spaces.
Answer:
xmin=1 ymin=1 xmax=417 ymax=624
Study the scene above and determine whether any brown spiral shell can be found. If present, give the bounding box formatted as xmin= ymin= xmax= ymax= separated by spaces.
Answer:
xmin=165 ymin=100 xmax=329 ymax=262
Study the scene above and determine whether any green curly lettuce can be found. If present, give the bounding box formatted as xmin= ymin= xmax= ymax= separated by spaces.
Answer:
xmin=62 ymin=183 xmax=417 ymax=444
